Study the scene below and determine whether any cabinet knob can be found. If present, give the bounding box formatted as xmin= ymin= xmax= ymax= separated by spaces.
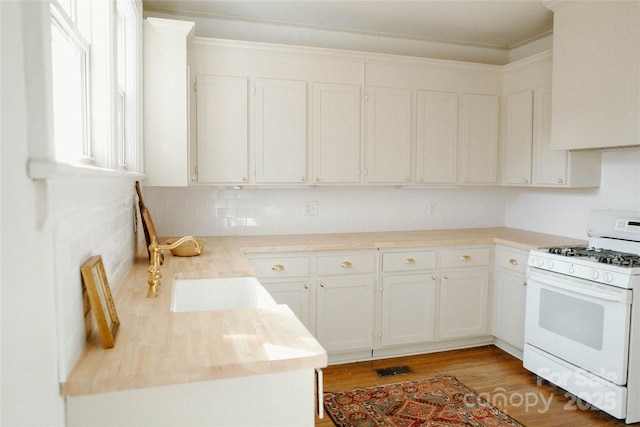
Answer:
xmin=523 ymin=178 xmax=529 ymax=183
xmin=340 ymin=261 xmax=352 ymax=268
xmin=242 ymin=176 xmax=247 ymax=182
xmin=523 ymin=281 xmax=527 ymax=287
xmin=272 ymin=264 xmax=285 ymax=271
xmin=431 ymin=275 xmax=436 ymax=281
xmin=301 ymin=176 xmax=306 ymax=182
xmin=460 ymin=255 xmax=471 ymax=261
xmin=419 ymin=177 xmax=424 ymax=182
xmin=444 ymin=274 xmax=449 ymax=280
xmin=464 ymin=178 xmax=470 ymax=183
xmin=404 ymin=258 xmax=416 ymax=264
xmin=304 ymin=283 xmax=309 ymax=290
xmin=320 ymin=282 xmax=325 ymax=288
xmin=315 ymin=177 xmax=320 ymax=182
xmin=405 ymin=176 xmax=411 ymax=182
xmin=557 ymin=178 xmax=564 ymax=184
xmin=509 ymin=258 xmax=518 ymax=265
xmin=191 ymin=176 xmax=196 ymax=182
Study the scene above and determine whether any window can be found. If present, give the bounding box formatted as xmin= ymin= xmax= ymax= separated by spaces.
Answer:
xmin=50 ymin=2 xmax=92 ymax=163
xmin=48 ymin=0 xmax=141 ymax=172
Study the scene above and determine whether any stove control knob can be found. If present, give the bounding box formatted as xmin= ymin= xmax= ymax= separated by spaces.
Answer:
xmin=536 ymin=258 xmax=544 ymax=268
xmin=603 ymin=272 xmax=614 ymax=283
xmin=545 ymin=260 xmax=555 ymax=269
xmin=568 ymin=266 xmax=575 ymax=274
xmin=591 ymin=270 xmax=600 ymax=280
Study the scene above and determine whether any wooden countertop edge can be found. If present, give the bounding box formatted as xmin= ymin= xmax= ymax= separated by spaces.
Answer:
xmin=61 ymin=227 xmax=586 ymax=397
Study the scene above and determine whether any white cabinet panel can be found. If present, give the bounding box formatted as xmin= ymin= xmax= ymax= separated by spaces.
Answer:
xmin=460 ymin=94 xmax=499 ymax=184
xmin=533 ymin=86 xmax=566 ymax=186
xmin=195 ymin=75 xmax=248 ymax=184
xmin=549 ymin=1 xmax=640 ymax=150
xmin=416 ymin=91 xmax=458 ymax=184
xmin=504 ymin=90 xmax=533 ymax=185
xmin=365 ymin=86 xmax=412 ymax=184
xmin=438 ymin=269 xmax=489 ymax=339
xmin=316 ymin=276 xmax=375 ymax=352
xmin=262 ymin=281 xmax=311 ymax=330
xmin=495 ymin=269 xmax=527 ymax=351
xmin=380 ymin=274 xmax=436 ymax=347
xmin=255 ymin=79 xmax=307 ymax=183
xmin=312 ymin=83 xmax=361 ymax=184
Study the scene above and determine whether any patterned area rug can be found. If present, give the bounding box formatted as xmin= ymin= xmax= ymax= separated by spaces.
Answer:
xmin=323 ymin=375 xmax=524 ymax=427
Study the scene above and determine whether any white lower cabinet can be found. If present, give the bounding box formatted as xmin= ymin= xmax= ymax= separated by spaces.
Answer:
xmin=438 ymin=269 xmax=489 ymax=339
xmin=249 ymin=245 xmax=499 ymax=363
xmin=493 ymin=246 xmax=529 ymax=357
xmin=380 ymin=274 xmax=436 ymax=347
xmin=316 ymin=276 xmax=375 ymax=352
xmin=379 ymin=249 xmax=437 ymax=347
xmin=438 ymin=246 xmax=491 ymax=339
xmin=315 ymin=252 xmax=376 ymax=353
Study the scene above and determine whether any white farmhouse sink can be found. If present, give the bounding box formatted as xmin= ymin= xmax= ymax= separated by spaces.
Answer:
xmin=170 ymin=277 xmax=277 ymax=312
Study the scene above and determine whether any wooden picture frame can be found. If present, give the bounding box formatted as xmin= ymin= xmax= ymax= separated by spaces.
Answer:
xmin=80 ymin=256 xmax=120 ymax=348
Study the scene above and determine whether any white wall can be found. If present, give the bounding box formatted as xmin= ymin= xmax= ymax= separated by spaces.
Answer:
xmin=1 ymin=2 xmax=141 ymax=424
xmin=504 ymin=147 xmax=640 ymax=240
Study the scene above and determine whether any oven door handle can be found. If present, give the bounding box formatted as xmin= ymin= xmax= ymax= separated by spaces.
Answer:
xmin=528 ymin=271 xmax=630 ymax=303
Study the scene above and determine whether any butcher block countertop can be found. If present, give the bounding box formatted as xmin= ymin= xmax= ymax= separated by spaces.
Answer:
xmin=61 ymin=227 xmax=586 ymax=397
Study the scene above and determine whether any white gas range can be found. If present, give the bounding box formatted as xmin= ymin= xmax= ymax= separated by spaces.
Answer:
xmin=523 ymin=210 xmax=640 ymax=423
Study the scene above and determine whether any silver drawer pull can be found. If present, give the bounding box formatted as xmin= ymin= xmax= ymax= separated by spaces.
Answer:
xmin=272 ymin=264 xmax=285 ymax=271
xmin=404 ymin=258 xmax=416 ymax=264
xmin=460 ymin=255 xmax=471 ymax=261
xmin=509 ymin=258 xmax=519 ymax=265
xmin=340 ymin=261 xmax=352 ymax=268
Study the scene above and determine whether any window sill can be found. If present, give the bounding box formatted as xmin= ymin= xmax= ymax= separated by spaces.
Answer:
xmin=28 ymin=160 xmax=145 ymax=181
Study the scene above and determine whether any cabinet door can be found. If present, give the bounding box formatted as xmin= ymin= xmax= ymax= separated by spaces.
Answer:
xmin=494 ymin=269 xmax=527 ymax=350
xmin=533 ymin=86 xmax=567 ymax=186
xmin=316 ymin=276 xmax=374 ymax=352
xmin=380 ymin=274 xmax=436 ymax=347
xmin=504 ymin=90 xmax=533 ymax=185
xmin=255 ymin=79 xmax=307 ymax=183
xmin=195 ymin=75 xmax=248 ymax=184
xmin=312 ymin=83 xmax=361 ymax=184
xmin=365 ymin=86 xmax=412 ymax=184
xmin=460 ymin=94 xmax=499 ymax=184
xmin=416 ymin=91 xmax=458 ymax=184
xmin=438 ymin=269 xmax=489 ymax=339
xmin=262 ymin=281 xmax=311 ymax=332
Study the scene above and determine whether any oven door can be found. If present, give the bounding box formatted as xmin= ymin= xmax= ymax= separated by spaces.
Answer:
xmin=524 ymin=268 xmax=633 ymax=385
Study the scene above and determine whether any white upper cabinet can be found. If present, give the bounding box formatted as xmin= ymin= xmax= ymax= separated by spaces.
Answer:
xmin=365 ymin=86 xmax=412 ymax=184
xmin=143 ymin=18 xmax=195 ymax=186
xmin=502 ymin=52 xmax=601 ymax=187
xmin=312 ymin=83 xmax=362 ymax=184
xmin=195 ymin=75 xmax=248 ymax=184
xmin=547 ymin=1 xmax=640 ymax=150
xmin=504 ymin=90 xmax=533 ymax=185
xmin=416 ymin=91 xmax=458 ymax=184
xmin=255 ymin=79 xmax=307 ymax=184
xmin=460 ymin=94 xmax=499 ymax=184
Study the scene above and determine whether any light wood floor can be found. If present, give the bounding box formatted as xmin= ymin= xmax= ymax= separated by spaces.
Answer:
xmin=316 ymin=345 xmax=629 ymax=426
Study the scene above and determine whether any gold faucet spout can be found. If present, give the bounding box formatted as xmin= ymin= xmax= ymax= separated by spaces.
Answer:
xmin=147 ymin=236 xmax=201 ymax=298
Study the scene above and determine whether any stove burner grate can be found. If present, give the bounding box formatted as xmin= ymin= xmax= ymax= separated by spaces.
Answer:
xmin=548 ymin=247 xmax=640 ymax=267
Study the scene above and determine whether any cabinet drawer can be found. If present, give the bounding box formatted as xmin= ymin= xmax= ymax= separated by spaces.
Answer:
xmin=440 ymin=247 xmax=490 ymax=268
xmin=495 ymin=247 xmax=529 ymax=273
xmin=250 ymin=256 xmax=310 ymax=279
xmin=317 ymin=253 xmax=376 ymax=276
xmin=382 ymin=250 xmax=436 ymax=272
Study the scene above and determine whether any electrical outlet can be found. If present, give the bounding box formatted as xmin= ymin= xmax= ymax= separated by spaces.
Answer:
xmin=304 ymin=201 xmax=319 ymax=216
xmin=427 ymin=202 xmax=437 ymax=215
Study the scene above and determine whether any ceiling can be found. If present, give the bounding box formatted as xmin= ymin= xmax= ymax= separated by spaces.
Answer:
xmin=143 ymin=1 xmax=553 ymax=50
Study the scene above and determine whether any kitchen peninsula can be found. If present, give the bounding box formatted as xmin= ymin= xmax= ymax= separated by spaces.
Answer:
xmin=61 ymin=227 xmax=586 ymax=426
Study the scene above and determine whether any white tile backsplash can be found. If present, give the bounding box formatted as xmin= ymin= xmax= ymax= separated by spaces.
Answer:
xmin=54 ymin=184 xmax=137 ymax=381
xmin=142 ymin=185 xmax=508 ymax=237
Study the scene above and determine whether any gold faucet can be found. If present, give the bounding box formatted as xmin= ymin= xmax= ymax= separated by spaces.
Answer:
xmin=147 ymin=236 xmax=201 ymax=298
